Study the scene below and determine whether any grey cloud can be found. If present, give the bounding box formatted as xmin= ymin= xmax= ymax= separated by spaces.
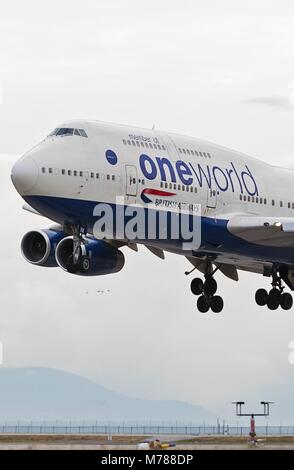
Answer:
xmin=244 ymin=96 xmax=293 ymax=110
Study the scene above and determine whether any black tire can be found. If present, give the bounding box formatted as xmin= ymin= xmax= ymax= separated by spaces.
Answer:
xmin=267 ymin=288 xmax=280 ymax=310
xmin=80 ymin=255 xmax=91 ymax=273
xmin=197 ymin=295 xmax=210 ymax=313
xmin=280 ymin=292 xmax=293 ymax=310
xmin=66 ymin=255 xmax=79 ymax=273
xmin=255 ymin=288 xmax=268 ymax=306
xmin=210 ymin=295 xmax=224 ymax=313
xmin=203 ymin=277 xmax=217 ymax=296
xmin=190 ymin=278 xmax=203 ymax=295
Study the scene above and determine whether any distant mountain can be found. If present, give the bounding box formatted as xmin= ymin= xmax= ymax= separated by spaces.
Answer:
xmin=0 ymin=367 xmax=215 ymax=422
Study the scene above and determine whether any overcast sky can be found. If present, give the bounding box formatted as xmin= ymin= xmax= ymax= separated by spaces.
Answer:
xmin=1 ymin=0 xmax=294 ymax=421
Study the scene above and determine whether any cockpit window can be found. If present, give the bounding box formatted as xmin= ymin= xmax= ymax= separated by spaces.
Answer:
xmin=48 ymin=128 xmax=88 ymax=138
xmin=79 ymin=129 xmax=88 ymax=137
xmin=56 ymin=128 xmax=74 ymax=136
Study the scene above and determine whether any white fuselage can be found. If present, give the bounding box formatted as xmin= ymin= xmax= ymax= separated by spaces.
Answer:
xmin=11 ymin=119 xmax=294 ymax=274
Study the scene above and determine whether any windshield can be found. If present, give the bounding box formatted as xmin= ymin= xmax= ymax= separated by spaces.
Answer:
xmin=48 ymin=128 xmax=88 ymax=138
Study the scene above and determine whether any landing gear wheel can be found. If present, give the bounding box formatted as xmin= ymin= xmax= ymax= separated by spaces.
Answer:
xmin=267 ymin=288 xmax=280 ymax=310
xmin=80 ymin=255 xmax=91 ymax=274
xmin=197 ymin=295 xmax=210 ymax=313
xmin=210 ymin=295 xmax=224 ymax=313
xmin=203 ymin=277 xmax=217 ymax=296
xmin=255 ymin=288 xmax=268 ymax=306
xmin=280 ymin=292 xmax=293 ymax=310
xmin=190 ymin=278 xmax=203 ymax=295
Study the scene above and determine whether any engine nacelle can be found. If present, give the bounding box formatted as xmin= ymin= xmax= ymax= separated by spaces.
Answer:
xmin=21 ymin=229 xmax=66 ymax=267
xmin=55 ymin=237 xmax=125 ymax=276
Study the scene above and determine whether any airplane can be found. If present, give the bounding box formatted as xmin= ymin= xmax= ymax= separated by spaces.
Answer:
xmin=10 ymin=119 xmax=294 ymax=314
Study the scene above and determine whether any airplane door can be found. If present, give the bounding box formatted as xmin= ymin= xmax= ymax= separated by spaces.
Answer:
xmin=125 ymin=164 xmax=138 ymax=202
xmin=207 ymin=183 xmax=217 ymax=209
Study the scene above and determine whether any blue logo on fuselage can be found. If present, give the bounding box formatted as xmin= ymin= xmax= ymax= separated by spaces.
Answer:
xmin=106 ymin=149 xmax=118 ymax=165
xmin=139 ymin=154 xmax=259 ymax=196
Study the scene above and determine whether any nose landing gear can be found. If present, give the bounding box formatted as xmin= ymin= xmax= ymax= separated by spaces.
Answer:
xmin=65 ymin=224 xmax=91 ymax=274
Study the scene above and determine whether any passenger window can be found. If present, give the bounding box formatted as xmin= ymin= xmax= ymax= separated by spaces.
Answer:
xmin=79 ymin=171 xmax=83 ymax=177
xmin=41 ymin=167 xmax=46 ymax=173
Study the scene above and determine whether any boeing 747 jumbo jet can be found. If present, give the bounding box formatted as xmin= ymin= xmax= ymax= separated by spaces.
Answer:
xmin=10 ymin=120 xmax=294 ymax=313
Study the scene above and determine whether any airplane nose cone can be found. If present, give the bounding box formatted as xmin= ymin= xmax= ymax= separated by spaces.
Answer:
xmin=11 ymin=156 xmax=39 ymax=195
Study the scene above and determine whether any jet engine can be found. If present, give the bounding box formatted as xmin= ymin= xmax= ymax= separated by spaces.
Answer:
xmin=21 ymin=228 xmax=66 ymax=267
xmin=55 ymin=237 xmax=125 ymax=276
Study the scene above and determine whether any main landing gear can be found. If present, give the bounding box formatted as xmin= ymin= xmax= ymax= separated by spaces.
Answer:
xmin=190 ymin=264 xmax=224 ymax=313
xmin=255 ymin=270 xmax=293 ymax=311
xmin=66 ymin=224 xmax=91 ymax=274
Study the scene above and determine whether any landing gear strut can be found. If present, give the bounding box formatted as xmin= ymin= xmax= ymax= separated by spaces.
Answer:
xmin=190 ymin=263 xmax=224 ymax=313
xmin=65 ymin=224 xmax=91 ymax=274
xmin=255 ymin=268 xmax=293 ymax=311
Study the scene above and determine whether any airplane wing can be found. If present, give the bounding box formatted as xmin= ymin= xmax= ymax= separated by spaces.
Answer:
xmin=227 ymin=214 xmax=294 ymax=247
xmin=22 ymin=203 xmax=42 ymax=216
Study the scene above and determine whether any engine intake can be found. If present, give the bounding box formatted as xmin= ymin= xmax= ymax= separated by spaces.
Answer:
xmin=21 ymin=229 xmax=66 ymax=267
xmin=55 ymin=237 xmax=125 ymax=276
